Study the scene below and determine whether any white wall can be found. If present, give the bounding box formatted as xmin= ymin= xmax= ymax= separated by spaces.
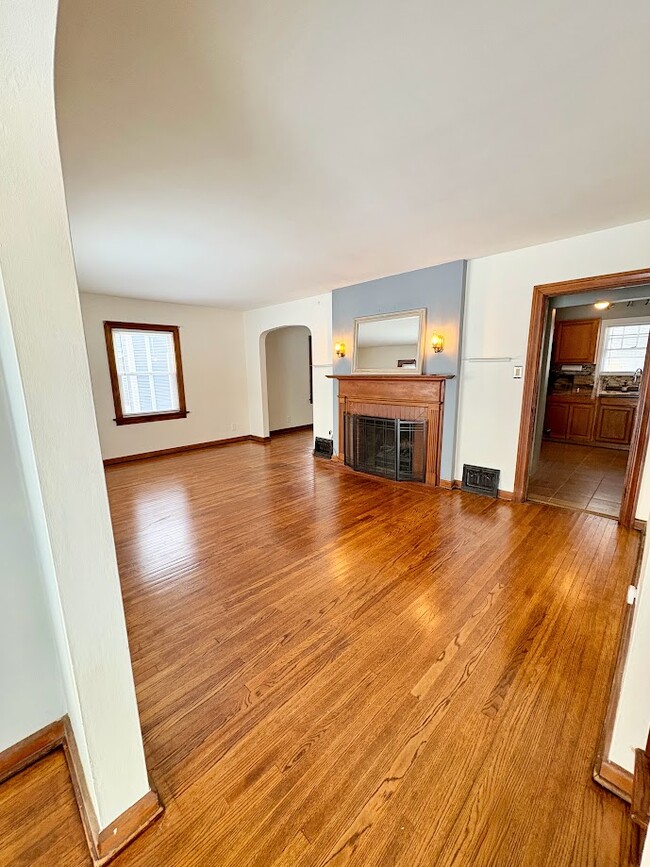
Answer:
xmin=265 ymin=326 xmax=313 ymax=431
xmin=456 ymin=219 xmax=650 ymax=517
xmin=0 ymin=357 xmax=64 ymax=752
xmin=80 ymin=293 xmax=250 ymax=459
xmin=610 ymin=528 xmax=650 ymax=773
xmin=244 ymin=293 xmax=333 ymax=441
xmin=0 ymin=0 xmax=150 ymax=829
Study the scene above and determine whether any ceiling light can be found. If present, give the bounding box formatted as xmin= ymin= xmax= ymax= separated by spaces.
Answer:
xmin=594 ymin=301 xmax=611 ymax=310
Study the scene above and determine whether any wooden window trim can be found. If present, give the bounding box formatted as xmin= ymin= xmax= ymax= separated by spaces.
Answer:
xmin=103 ymin=321 xmax=188 ymax=426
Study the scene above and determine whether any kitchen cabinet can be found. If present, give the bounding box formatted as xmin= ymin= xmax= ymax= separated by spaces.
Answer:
xmin=544 ymin=394 xmax=637 ymax=447
xmin=566 ymin=402 xmax=596 ymax=441
xmin=594 ymin=398 xmax=636 ymax=445
xmin=544 ymin=396 xmax=595 ymax=442
xmin=544 ymin=400 xmax=570 ymax=439
xmin=552 ymin=319 xmax=600 ymax=364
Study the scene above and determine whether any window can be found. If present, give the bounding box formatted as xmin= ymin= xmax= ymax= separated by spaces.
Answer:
xmin=104 ymin=321 xmax=188 ymax=425
xmin=599 ymin=320 xmax=650 ymax=373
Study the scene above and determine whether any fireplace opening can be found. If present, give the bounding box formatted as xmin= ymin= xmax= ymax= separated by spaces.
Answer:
xmin=344 ymin=414 xmax=427 ymax=482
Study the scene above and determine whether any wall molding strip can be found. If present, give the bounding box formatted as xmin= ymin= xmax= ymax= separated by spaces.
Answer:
xmin=0 ymin=717 xmax=162 ymax=866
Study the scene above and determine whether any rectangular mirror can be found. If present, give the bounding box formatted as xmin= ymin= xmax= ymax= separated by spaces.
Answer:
xmin=352 ymin=308 xmax=426 ymax=374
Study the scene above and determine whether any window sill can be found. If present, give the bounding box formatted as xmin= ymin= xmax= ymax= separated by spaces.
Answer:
xmin=114 ymin=411 xmax=189 ymax=426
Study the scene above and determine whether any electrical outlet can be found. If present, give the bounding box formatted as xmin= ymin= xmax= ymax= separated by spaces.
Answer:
xmin=513 ymin=365 xmax=523 ymax=379
xmin=287 ymin=415 xmax=292 ymax=423
xmin=231 ymin=423 xmax=237 ymax=431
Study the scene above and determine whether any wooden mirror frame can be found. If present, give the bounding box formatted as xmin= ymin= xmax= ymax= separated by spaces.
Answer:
xmin=352 ymin=308 xmax=427 ymax=375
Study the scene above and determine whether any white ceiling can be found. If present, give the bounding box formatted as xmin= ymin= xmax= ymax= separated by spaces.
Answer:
xmin=55 ymin=0 xmax=650 ymax=310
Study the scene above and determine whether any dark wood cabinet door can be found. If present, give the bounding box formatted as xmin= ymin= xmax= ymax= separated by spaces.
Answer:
xmin=552 ymin=319 xmax=600 ymax=364
xmin=567 ymin=403 xmax=595 ymax=441
xmin=544 ymin=401 xmax=570 ymax=439
xmin=594 ymin=402 xmax=636 ymax=445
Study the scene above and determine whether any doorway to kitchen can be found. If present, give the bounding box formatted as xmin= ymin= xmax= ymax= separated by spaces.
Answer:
xmin=513 ymin=269 xmax=650 ymax=527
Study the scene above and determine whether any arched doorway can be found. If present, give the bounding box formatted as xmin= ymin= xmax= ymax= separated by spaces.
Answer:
xmin=263 ymin=325 xmax=314 ymax=434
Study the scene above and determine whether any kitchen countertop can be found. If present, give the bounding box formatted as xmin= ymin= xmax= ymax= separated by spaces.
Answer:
xmin=549 ymin=390 xmax=639 ymax=400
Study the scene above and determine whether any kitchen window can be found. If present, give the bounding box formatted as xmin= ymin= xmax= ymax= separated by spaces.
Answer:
xmin=599 ymin=320 xmax=650 ymax=374
xmin=104 ymin=321 xmax=188 ymax=425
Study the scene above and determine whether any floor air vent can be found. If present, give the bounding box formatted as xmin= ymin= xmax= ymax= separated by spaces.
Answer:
xmin=461 ymin=464 xmax=500 ymax=498
xmin=313 ymin=437 xmax=334 ymax=459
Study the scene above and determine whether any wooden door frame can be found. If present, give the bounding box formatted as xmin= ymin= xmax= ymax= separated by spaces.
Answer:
xmin=513 ymin=267 xmax=650 ymax=527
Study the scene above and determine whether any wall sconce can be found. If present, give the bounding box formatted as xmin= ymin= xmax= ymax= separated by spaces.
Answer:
xmin=335 ymin=341 xmax=346 ymax=358
xmin=431 ymin=333 xmax=445 ymax=353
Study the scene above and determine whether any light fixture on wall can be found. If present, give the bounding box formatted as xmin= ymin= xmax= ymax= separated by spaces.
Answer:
xmin=594 ymin=301 xmax=612 ymax=310
xmin=431 ymin=333 xmax=445 ymax=353
xmin=334 ymin=341 xmax=346 ymax=358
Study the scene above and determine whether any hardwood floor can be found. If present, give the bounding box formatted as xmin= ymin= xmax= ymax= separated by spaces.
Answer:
xmin=0 ymin=431 xmax=640 ymax=866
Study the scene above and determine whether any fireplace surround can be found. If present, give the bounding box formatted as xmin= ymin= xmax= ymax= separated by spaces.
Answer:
xmin=344 ymin=414 xmax=427 ymax=482
xmin=329 ymin=374 xmax=453 ymax=486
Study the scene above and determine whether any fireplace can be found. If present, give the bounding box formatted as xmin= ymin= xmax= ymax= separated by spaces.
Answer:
xmin=344 ymin=414 xmax=427 ymax=482
xmin=329 ymin=374 xmax=452 ymax=486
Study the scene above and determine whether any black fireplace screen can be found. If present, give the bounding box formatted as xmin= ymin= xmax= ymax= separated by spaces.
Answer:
xmin=344 ymin=414 xmax=427 ymax=482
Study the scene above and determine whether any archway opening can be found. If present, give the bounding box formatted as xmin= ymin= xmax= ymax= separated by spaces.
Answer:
xmin=263 ymin=325 xmax=314 ymax=435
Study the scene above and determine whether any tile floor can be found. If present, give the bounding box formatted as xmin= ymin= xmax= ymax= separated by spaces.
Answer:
xmin=527 ymin=440 xmax=629 ymax=517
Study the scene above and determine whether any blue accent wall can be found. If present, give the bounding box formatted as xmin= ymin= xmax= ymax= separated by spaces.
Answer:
xmin=332 ymin=260 xmax=467 ymax=481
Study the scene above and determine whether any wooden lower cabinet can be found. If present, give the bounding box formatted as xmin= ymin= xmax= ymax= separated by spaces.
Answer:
xmin=594 ymin=400 xmax=636 ymax=445
xmin=545 ymin=398 xmax=594 ymax=442
xmin=544 ymin=401 xmax=570 ymax=440
xmin=566 ymin=402 xmax=596 ymax=441
xmin=544 ymin=395 xmax=637 ymax=446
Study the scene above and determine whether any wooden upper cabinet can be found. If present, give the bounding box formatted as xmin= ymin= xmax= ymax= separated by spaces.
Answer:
xmin=552 ymin=319 xmax=600 ymax=364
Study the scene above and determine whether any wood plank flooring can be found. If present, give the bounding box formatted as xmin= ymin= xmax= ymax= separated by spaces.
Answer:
xmin=0 ymin=431 xmax=640 ymax=866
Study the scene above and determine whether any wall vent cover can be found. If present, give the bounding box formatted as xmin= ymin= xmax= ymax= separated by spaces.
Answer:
xmin=461 ymin=464 xmax=500 ymax=498
xmin=313 ymin=437 xmax=334 ymax=459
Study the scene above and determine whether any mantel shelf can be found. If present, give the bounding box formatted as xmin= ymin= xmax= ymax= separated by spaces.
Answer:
xmin=327 ymin=374 xmax=455 ymax=381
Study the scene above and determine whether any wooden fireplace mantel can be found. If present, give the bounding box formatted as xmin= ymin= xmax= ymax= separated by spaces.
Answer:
xmin=329 ymin=375 xmax=455 ymax=381
xmin=327 ymin=374 xmax=453 ymax=486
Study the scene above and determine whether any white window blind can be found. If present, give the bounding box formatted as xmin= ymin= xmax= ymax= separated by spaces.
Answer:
xmin=600 ymin=322 xmax=650 ymax=373
xmin=112 ymin=328 xmax=180 ymax=416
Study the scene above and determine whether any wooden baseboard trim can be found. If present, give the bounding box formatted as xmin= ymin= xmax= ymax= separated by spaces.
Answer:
xmin=592 ymin=536 xmax=643 ymax=809
xmin=270 ymin=424 xmax=314 ymax=436
xmin=634 ymin=519 xmax=647 ymax=533
xmin=62 ymin=716 xmax=101 ymax=853
xmin=0 ymin=719 xmax=65 ymax=785
xmin=95 ymin=790 xmax=162 ymax=865
xmin=62 ymin=717 xmax=162 ymax=866
xmin=594 ymin=758 xmax=634 ymax=803
xmin=103 ymin=434 xmax=273 ymax=466
xmin=0 ymin=718 xmax=162 ymax=866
